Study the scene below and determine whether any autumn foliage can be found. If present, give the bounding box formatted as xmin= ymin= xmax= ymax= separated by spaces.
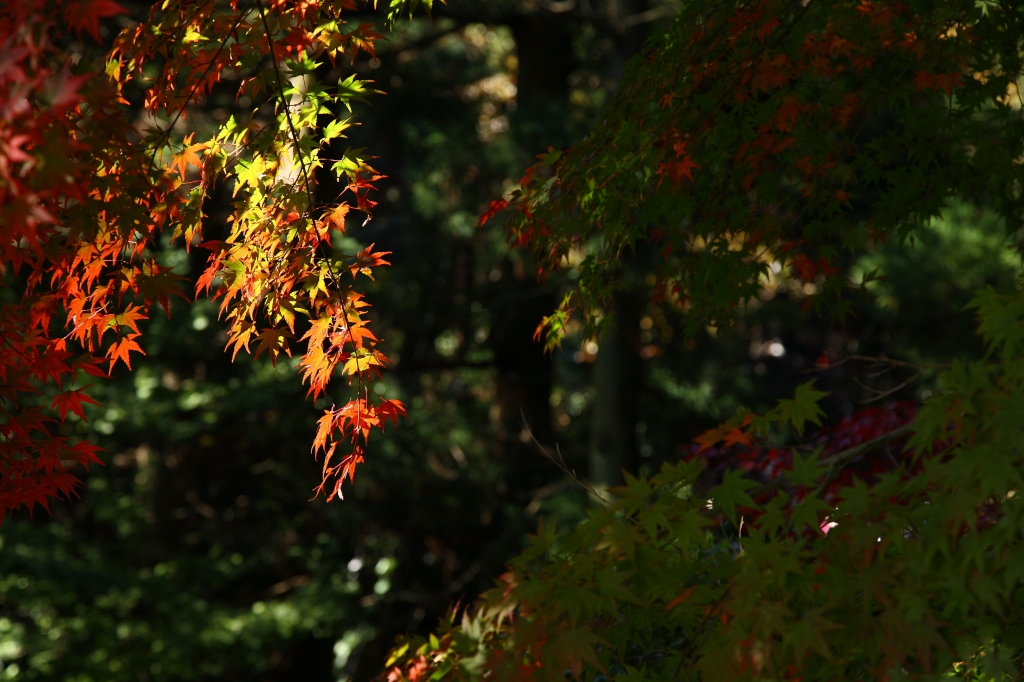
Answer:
xmin=383 ymin=1 xmax=1024 ymax=681
xmin=8 ymin=0 xmax=1024 ymax=679
xmin=0 ymin=0 xmax=412 ymax=519
xmin=483 ymin=0 xmax=1024 ymax=346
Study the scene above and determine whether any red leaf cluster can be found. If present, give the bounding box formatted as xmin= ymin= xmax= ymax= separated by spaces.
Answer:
xmin=0 ymin=0 xmax=400 ymax=518
xmin=690 ymin=401 xmax=920 ymax=507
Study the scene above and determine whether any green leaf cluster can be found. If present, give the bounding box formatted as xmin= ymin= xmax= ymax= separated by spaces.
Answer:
xmin=387 ymin=287 xmax=1024 ymax=681
xmin=500 ymin=0 xmax=1024 ymax=345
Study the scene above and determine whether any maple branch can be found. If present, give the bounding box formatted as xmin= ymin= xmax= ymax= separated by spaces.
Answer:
xmin=853 ymin=370 xmax=926 ymax=404
xmin=256 ymin=0 xmax=317 ymax=223
xmin=146 ymin=3 xmax=253 ymax=173
xmin=809 ymin=354 xmax=943 ymax=403
xmin=373 ymin=478 xmax=572 ymax=612
xmin=619 ymin=2 xmax=681 ymax=28
xmin=145 ymin=2 xmax=219 ymax=60
xmin=824 ymin=354 xmax=945 ymax=372
xmin=520 ymin=411 xmax=610 ymax=506
xmin=676 ymin=594 xmax=729 ymax=682
xmin=382 ymin=23 xmax=467 ymax=57
xmin=748 ymin=421 xmax=914 ymax=500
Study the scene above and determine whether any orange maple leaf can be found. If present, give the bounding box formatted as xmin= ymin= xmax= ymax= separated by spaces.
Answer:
xmin=349 ymin=244 xmax=392 ymax=279
xmin=375 ymin=399 xmax=407 ymax=429
xmin=253 ymin=326 xmax=294 ymax=364
xmin=105 ymin=333 xmax=144 ymax=370
xmin=346 ymin=323 xmax=378 ymax=348
xmin=313 ymin=409 xmax=336 ymax=455
xmin=695 ymin=426 xmax=726 ymax=451
xmin=171 ymin=133 xmax=208 ymax=180
xmin=723 ymin=427 xmax=754 ymax=448
xmin=325 ymin=203 xmax=350 ymax=232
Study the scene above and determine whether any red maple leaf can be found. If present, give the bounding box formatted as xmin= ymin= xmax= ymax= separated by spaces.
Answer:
xmin=477 ymin=198 xmax=508 ymax=228
xmin=65 ymin=0 xmax=127 ymax=41
xmin=51 ymin=388 xmax=100 ymax=420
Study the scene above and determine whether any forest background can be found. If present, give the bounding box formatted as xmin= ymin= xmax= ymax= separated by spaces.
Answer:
xmin=1 ymin=0 xmax=1022 ymax=680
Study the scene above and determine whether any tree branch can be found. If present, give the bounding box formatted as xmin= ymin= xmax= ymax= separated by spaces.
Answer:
xmin=256 ymin=0 xmax=316 ymax=221
xmin=749 ymin=422 xmax=914 ymax=499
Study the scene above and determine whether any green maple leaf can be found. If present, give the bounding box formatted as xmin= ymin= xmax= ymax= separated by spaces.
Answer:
xmin=789 ymin=497 xmax=832 ymax=535
xmin=789 ymin=447 xmax=825 ymax=488
xmin=235 ymin=156 xmax=265 ymax=190
xmin=713 ymin=469 xmax=758 ymax=522
xmin=773 ymin=381 xmax=828 ymax=436
xmin=336 ymin=75 xmax=374 ymax=112
xmin=322 ymin=116 xmax=352 ymax=142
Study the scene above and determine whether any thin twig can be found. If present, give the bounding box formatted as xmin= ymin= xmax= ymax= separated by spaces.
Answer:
xmin=520 ymin=410 xmax=610 ymax=506
xmin=748 ymin=422 xmax=914 ymax=499
xmin=146 ymin=3 xmax=253 ymax=172
xmin=853 ymin=369 xmax=925 ymax=404
xmin=620 ymin=3 xmax=681 ymax=27
xmin=845 ymin=354 xmax=944 ymax=371
xmin=806 ymin=353 xmax=944 ymax=374
xmin=675 ymin=590 xmax=731 ymax=682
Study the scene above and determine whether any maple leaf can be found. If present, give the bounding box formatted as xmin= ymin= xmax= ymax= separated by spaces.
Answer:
xmin=723 ymin=427 xmax=754 ymax=448
xmin=111 ymin=305 xmax=147 ymax=335
xmin=67 ymin=439 xmax=103 ymax=468
xmin=325 ymin=203 xmax=350 ymax=232
xmin=346 ymin=324 xmax=378 ymax=348
xmin=227 ymin=321 xmax=256 ymax=361
xmin=313 ymin=409 xmax=336 ymax=455
xmin=51 ymin=388 xmax=100 ymax=421
xmin=105 ymin=333 xmax=144 ymax=370
xmin=65 ymin=0 xmax=127 ymax=41
xmin=657 ymin=147 xmax=700 ymax=186
xmin=695 ymin=425 xmax=727 ymax=451
xmin=349 ymin=244 xmax=392 ymax=279
xmin=332 ymin=450 xmax=365 ymax=495
xmin=45 ymin=68 xmax=89 ymax=112
xmin=713 ymin=469 xmax=758 ymax=521
xmin=342 ymin=348 xmax=385 ymax=376
xmin=322 ymin=117 xmax=353 ymax=142
xmin=72 ymin=355 xmax=110 ymax=379
xmin=375 ymin=399 xmax=407 ymax=429
xmin=298 ymin=346 xmax=335 ymax=399
xmin=253 ymin=327 xmax=293 ymax=364
xmin=171 ymin=133 xmax=209 ymax=180
xmin=772 ymin=381 xmax=828 ymax=436
xmin=477 ymin=198 xmax=507 ymax=228
xmin=235 ymin=156 xmax=266 ymax=189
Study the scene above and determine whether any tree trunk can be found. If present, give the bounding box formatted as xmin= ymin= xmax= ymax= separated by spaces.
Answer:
xmin=588 ymin=291 xmax=643 ymax=489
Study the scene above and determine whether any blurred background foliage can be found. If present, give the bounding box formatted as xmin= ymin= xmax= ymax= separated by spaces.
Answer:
xmin=2 ymin=1 xmax=1021 ymax=680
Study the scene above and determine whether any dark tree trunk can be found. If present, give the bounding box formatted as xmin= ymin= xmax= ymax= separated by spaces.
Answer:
xmin=588 ymin=290 xmax=643 ymax=488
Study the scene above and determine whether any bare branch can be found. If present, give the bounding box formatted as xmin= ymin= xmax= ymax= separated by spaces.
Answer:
xmin=620 ymin=2 xmax=681 ymax=27
xmin=520 ymin=410 xmax=610 ymax=506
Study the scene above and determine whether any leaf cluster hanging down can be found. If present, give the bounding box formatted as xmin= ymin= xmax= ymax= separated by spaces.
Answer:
xmin=0 ymin=0 xmax=429 ymax=517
